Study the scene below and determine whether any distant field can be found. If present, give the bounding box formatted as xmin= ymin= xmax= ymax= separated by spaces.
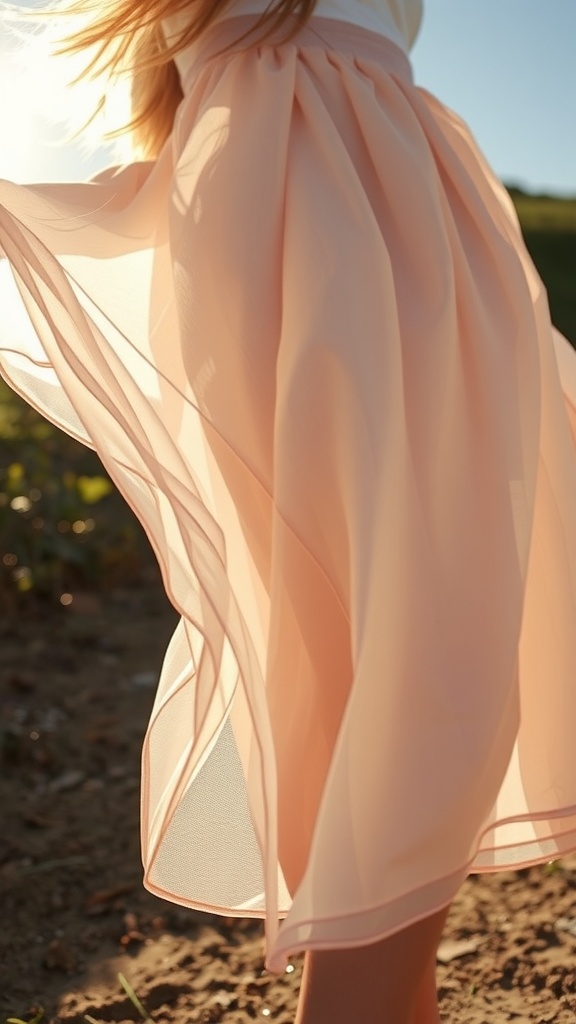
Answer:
xmin=508 ymin=188 xmax=576 ymax=233
xmin=508 ymin=187 xmax=576 ymax=346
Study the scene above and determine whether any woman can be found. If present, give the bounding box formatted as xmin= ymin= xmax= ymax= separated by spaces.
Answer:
xmin=2 ymin=1 xmax=576 ymax=1020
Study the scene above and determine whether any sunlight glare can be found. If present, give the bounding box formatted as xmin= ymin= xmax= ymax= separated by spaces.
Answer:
xmin=0 ymin=52 xmax=40 ymax=180
xmin=0 ymin=19 xmax=130 ymax=183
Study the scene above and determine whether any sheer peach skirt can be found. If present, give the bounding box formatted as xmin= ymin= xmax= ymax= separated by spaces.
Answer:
xmin=2 ymin=17 xmax=576 ymax=971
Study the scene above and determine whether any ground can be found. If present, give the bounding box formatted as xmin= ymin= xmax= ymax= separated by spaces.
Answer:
xmin=2 ymin=576 xmax=576 ymax=1024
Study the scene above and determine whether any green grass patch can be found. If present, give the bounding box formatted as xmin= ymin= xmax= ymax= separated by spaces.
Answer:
xmin=0 ymin=382 xmax=149 ymax=609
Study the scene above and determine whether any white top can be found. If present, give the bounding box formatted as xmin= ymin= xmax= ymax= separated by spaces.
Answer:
xmin=164 ymin=0 xmax=422 ymax=79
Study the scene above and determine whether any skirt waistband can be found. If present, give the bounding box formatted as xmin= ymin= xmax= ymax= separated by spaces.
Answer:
xmin=180 ymin=15 xmax=414 ymax=94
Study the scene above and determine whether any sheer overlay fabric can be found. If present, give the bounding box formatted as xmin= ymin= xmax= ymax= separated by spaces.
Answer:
xmin=2 ymin=18 xmax=576 ymax=970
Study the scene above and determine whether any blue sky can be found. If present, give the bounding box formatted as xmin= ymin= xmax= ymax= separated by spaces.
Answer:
xmin=0 ymin=0 xmax=575 ymax=193
xmin=412 ymin=0 xmax=576 ymax=196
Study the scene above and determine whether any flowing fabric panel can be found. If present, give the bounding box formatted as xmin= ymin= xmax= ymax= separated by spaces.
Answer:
xmin=2 ymin=18 xmax=576 ymax=971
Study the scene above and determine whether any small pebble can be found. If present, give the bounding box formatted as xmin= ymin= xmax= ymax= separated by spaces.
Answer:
xmin=132 ymin=670 xmax=158 ymax=687
xmin=49 ymin=770 xmax=85 ymax=793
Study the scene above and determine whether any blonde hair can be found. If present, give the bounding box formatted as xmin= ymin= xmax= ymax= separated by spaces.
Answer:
xmin=55 ymin=0 xmax=318 ymax=158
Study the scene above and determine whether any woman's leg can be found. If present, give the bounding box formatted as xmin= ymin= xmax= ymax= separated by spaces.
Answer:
xmin=294 ymin=906 xmax=449 ymax=1024
xmin=409 ymin=953 xmax=442 ymax=1024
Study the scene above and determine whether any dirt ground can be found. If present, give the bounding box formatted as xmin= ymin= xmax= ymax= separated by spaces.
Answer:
xmin=3 ymin=575 xmax=576 ymax=1024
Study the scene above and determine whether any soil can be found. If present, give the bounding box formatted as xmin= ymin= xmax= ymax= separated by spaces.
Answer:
xmin=2 ymin=575 xmax=576 ymax=1024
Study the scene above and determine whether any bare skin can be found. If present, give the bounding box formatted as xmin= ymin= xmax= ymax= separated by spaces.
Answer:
xmin=409 ymin=954 xmax=443 ymax=1024
xmin=294 ymin=906 xmax=449 ymax=1024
